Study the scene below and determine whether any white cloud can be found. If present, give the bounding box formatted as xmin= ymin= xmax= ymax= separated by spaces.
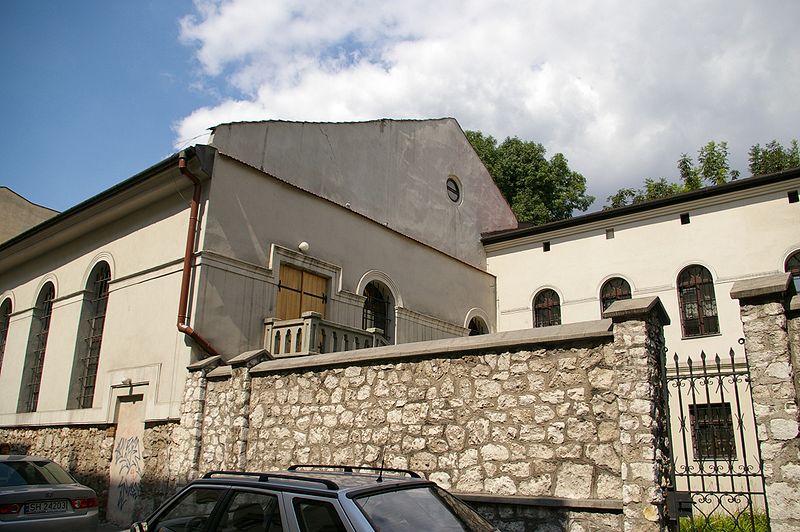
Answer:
xmin=175 ymin=0 xmax=800 ymax=206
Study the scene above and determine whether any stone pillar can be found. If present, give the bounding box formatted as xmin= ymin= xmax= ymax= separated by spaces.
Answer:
xmin=170 ymin=355 xmax=220 ymax=483
xmin=731 ymin=273 xmax=800 ymax=531
xmin=227 ymin=349 xmax=271 ymax=470
xmin=604 ymin=296 xmax=670 ymax=532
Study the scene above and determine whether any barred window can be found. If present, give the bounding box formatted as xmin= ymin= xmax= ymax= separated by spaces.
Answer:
xmin=69 ymin=262 xmax=111 ymax=409
xmin=362 ymin=281 xmax=394 ymax=343
xmin=677 ymin=265 xmax=719 ymax=337
xmin=689 ymin=402 xmax=736 ymax=461
xmin=600 ymin=277 xmax=632 ymax=311
xmin=533 ymin=289 xmax=561 ymax=328
xmin=19 ymin=282 xmax=55 ymax=413
xmin=786 ymin=250 xmax=800 ymax=292
xmin=468 ymin=316 xmax=488 ymax=336
xmin=0 ymin=298 xmax=11 ymax=375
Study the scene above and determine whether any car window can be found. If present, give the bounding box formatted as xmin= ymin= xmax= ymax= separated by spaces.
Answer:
xmin=217 ymin=490 xmax=283 ymax=532
xmin=355 ymin=486 xmax=495 ymax=532
xmin=292 ymin=498 xmax=347 ymax=532
xmin=0 ymin=460 xmax=75 ymax=487
xmin=150 ymin=487 xmax=227 ymax=532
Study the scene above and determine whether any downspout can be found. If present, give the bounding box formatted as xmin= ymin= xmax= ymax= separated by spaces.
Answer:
xmin=177 ymin=152 xmax=222 ymax=358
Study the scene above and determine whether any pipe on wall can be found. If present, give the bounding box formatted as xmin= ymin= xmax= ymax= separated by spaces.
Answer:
xmin=176 ymin=153 xmax=221 ymax=358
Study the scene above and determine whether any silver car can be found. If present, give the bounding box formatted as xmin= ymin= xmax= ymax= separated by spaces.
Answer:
xmin=0 ymin=455 xmax=99 ymax=531
xmin=130 ymin=465 xmax=498 ymax=531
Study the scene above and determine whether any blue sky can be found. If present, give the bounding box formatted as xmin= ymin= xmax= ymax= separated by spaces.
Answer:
xmin=2 ymin=1 xmax=799 ymax=213
xmin=1 ymin=1 xmax=219 ymax=211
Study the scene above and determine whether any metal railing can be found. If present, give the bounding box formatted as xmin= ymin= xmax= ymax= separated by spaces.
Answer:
xmin=264 ymin=311 xmax=388 ymax=357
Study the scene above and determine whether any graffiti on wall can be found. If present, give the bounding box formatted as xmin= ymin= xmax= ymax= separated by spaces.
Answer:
xmin=107 ymin=395 xmax=146 ymax=526
xmin=113 ymin=436 xmax=143 ymax=511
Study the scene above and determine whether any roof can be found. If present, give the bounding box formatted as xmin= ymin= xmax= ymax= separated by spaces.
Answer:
xmin=0 ymin=145 xmax=216 ymax=267
xmin=482 ymin=166 xmax=800 ymax=245
xmin=196 ymin=467 xmax=430 ymax=495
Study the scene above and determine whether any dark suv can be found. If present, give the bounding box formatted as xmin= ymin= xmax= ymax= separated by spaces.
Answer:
xmin=130 ymin=465 xmax=497 ymax=532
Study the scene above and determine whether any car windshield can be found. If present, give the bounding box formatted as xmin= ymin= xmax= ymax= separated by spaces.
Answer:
xmin=355 ymin=485 xmax=496 ymax=532
xmin=0 ymin=460 xmax=76 ymax=487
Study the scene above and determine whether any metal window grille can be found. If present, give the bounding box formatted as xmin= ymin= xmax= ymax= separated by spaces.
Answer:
xmin=76 ymin=263 xmax=110 ymax=408
xmin=678 ymin=265 xmax=719 ymax=337
xmin=600 ymin=277 xmax=632 ymax=311
xmin=787 ymin=250 xmax=800 ymax=292
xmin=22 ymin=283 xmax=55 ymax=413
xmin=689 ymin=402 xmax=736 ymax=461
xmin=0 ymin=299 xmax=11 ymax=375
xmin=533 ymin=289 xmax=561 ymax=327
xmin=362 ymin=283 xmax=389 ymax=334
xmin=468 ymin=317 xmax=487 ymax=336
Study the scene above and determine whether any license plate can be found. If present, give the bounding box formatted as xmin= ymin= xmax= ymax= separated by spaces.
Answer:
xmin=25 ymin=500 xmax=68 ymax=514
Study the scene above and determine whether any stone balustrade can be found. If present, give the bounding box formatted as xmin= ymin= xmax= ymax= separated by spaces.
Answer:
xmin=264 ymin=311 xmax=388 ymax=357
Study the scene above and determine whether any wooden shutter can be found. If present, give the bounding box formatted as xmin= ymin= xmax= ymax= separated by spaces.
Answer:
xmin=276 ymin=265 xmax=327 ymax=319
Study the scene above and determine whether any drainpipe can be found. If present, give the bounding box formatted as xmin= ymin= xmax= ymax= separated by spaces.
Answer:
xmin=177 ymin=152 xmax=221 ymax=358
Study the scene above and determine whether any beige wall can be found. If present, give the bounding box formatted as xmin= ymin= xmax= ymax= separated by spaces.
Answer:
xmin=0 ymin=187 xmax=58 ymax=244
xmin=0 ymin=189 xmax=196 ymax=426
xmin=209 ymin=119 xmax=517 ymax=269
xmin=192 ymin=154 xmax=500 ymax=356
xmin=486 ymin=179 xmax=800 ymax=360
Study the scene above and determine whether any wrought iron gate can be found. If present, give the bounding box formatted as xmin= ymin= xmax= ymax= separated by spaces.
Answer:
xmin=661 ymin=342 xmax=771 ymax=531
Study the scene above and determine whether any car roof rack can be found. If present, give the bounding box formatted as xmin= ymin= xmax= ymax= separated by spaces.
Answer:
xmin=202 ymin=470 xmax=339 ymax=490
xmin=288 ymin=464 xmax=422 ymax=479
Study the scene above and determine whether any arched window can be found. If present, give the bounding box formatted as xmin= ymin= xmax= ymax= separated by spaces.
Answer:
xmin=362 ymin=281 xmax=395 ymax=343
xmin=677 ymin=265 xmax=719 ymax=337
xmin=69 ymin=262 xmax=111 ymax=409
xmin=533 ymin=289 xmax=561 ymax=328
xmin=0 ymin=298 xmax=11 ymax=375
xmin=786 ymin=250 xmax=800 ymax=292
xmin=19 ymin=282 xmax=55 ymax=413
xmin=468 ymin=316 xmax=488 ymax=336
xmin=600 ymin=277 xmax=632 ymax=311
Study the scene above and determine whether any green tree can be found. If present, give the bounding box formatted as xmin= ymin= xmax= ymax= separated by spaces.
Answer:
xmin=465 ymin=131 xmax=594 ymax=224
xmin=605 ymin=140 xmax=742 ymax=209
xmin=749 ymin=139 xmax=800 ymax=176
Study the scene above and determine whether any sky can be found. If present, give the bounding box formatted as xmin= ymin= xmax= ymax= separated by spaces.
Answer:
xmin=1 ymin=0 xmax=798 ymax=214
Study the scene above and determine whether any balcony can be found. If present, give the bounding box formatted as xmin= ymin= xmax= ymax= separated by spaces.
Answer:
xmin=264 ymin=311 xmax=389 ymax=357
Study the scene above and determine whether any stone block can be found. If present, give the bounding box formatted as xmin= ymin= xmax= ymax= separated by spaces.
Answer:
xmin=554 ymin=463 xmax=593 ymax=498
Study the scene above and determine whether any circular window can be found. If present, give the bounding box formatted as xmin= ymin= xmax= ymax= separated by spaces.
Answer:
xmin=446 ymin=176 xmax=461 ymax=203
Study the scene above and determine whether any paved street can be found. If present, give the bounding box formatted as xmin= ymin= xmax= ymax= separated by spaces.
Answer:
xmin=99 ymin=522 xmax=128 ymax=532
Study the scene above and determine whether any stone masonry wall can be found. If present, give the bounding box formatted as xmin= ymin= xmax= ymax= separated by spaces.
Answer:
xmin=136 ymin=420 xmax=179 ymax=519
xmin=244 ymin=344 xmax=621 ymax=500
xmin=0 ymin=421 xmax=178 ymax=523
xmin=0 ymin=425 xmax=114 ymax=516
xmin=737 ymin=295 xmax=800 ymax=531
xmin=610 ymin=312 xmax=668 ymax=531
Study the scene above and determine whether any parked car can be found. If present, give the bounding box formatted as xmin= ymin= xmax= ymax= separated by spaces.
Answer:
xmin=0 ymin=454 xmax=99 ymax=531
xmin=130 ymin=465 xmax=497 ymax=531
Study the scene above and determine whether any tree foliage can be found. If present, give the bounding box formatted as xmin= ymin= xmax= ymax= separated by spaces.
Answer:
xmin=465 ymin=130 xmax=594 ymax=224
xmin=605 ymin=139 xmax=798 ymax=209
xmin=749 ymin=140 xmax=800 ymax=176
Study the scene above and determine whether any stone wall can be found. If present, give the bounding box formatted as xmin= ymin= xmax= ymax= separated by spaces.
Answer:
xmin=183 ymin=299 xmax=670 ymax=531
xmin=0 ymin=424 xmax=114 ymax=516
xmin=244 ymin=344 xmax=621 ymax=499
xmin=0 ymin=421 xmax=177 ymax=522
xmin=732 ymin=275 xmax=800 ymax=532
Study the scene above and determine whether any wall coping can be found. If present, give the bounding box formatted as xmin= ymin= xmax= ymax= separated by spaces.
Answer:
xmin=187 ymin=355 xmax=222 ymax=372
xmin=730 ymin=272 xmax=792 ymax=300
xmin=251 ymin=319 xmax=613 ymax=374
xmin=229 ymin=348 xmax=271 ymax=367
xmin=456 ymin=493 xmax=623 ymax=513
xmin=602 ymin=296 xmax=670 ymax=325
xmin=206 ymin=366 xmax=233 ymax=379
xmin=791 ymin=294 xmax=800 ymax=312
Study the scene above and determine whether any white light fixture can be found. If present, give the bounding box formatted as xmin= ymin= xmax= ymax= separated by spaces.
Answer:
xmin=298 ymin=241 xmax=310 ymax=253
